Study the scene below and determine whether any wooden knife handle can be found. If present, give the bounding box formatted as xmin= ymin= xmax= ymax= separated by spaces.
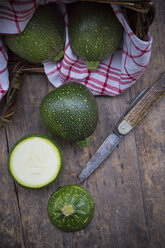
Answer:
xmin=118 ymin=73 xmax=165 ymax=135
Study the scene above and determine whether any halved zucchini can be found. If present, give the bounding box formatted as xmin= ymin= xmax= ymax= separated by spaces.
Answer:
xmin=47 ymin=185 xmax=95 ymax=232
xmin=8 ymin=135 xmax=63 ymax=189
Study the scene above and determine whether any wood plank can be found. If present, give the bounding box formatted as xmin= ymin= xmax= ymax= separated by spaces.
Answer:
xmin=0 ymin=129 xmax=25 ymax=248
xmin=2 ymin=0 xmax=164 ymax=247
xmin=5 ymin=69 xmax=149 ymax=247
xmin=129 ymin=0 xmax=165 ymax=246
xmin=46 ymin=80 xmax=149 ymax=247
xmin=68 ymin=93 xmax=149 ymax=248
xmin=5 ymin=73 xmax=64 ymax=248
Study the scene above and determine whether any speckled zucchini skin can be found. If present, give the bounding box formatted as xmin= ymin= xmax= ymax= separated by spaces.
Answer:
xmin=3 ymin=4 xmax=65 ymax=63
xmin=47 ymin=185 xmax=95 ymax=232
xmin=40 ymin=82 xmax=99 ymax=142
xmin=68 ymin=2 xmax=123 ymax=69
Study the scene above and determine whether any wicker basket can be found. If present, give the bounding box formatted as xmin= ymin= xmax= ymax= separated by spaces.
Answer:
xmin=0 ymin=0 xmax=155 ymax=128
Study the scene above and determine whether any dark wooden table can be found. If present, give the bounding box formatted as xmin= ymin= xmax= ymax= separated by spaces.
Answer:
xmin=0 ymin=1 xmax=165 ymax=247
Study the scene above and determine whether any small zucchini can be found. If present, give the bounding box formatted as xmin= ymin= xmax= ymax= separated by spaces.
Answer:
xmin=47 ymin=185 xmax=95 ymax=232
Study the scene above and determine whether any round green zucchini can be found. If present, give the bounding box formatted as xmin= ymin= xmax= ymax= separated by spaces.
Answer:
xmin=68 ymin=2 xmax=123 ymax=70
xmin=3 ymin=4 xmax=65 ymax=63
xmin=47 ymin=185 xmax=95 ymax=232
xmin=40 ymin=82 xmax=99 ymax=145
xmin=8 ymin=135 xmax=63 ymax=189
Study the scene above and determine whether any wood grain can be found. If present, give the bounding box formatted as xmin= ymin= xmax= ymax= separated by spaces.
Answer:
xmin=130 ymin=0 xmax=165 ymax=246
xmin=0 ymin=129 xmax=25 ymax=248
xmin=5 ymin=74 xmax=64 ymax=248
xmin=5 ymin=74 xmax=149 ymax=248
xmin=0 ymin=0 xmax=164 ymax=247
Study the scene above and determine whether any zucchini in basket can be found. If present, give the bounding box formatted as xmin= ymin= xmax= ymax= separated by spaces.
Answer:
xmin=68 ymin=1 xmax=123 ymax=70
xmin=3 ymin=4 xmax=65 ymax=63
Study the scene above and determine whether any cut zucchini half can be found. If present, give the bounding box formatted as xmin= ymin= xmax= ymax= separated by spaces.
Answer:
xmin=8 ymin=135 xmax=63 ymax=189
xmin=47 ymin=185 xmax=95 ymax=232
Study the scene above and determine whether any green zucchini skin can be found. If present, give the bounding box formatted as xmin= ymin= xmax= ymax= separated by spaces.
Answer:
xmin=8 ymin=134 xmax=63 ymax=189
xmin=40 ymin=82 xmax=99 ymax=142
xmin=47 ymin=185 xmax=95 ymax=232
xmin=3 ymin=4 xmax=65 ymax=63
xmin=68 ymin=2 xmax=123 ymax=69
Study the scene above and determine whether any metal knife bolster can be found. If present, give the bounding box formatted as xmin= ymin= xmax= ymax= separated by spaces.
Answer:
xmin=116 ymin=120 xmax=133 ymax=135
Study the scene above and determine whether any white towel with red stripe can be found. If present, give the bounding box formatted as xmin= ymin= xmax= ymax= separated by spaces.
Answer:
xmin=0 ymin=0 xmax=152 ymax=100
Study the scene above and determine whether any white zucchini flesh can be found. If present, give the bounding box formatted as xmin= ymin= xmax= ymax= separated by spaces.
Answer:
xmin=9 ymin=136 xmax=61 ymax=188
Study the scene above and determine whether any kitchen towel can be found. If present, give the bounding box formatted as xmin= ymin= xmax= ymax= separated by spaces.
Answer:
xmin=0 ymin=0 xmax=152 ymax=101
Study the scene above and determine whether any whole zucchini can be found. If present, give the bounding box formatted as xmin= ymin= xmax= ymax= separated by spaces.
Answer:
xmin=68 ymin=2 xmax=123 ymax=70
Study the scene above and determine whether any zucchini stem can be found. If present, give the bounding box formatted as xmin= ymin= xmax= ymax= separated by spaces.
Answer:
xmin=51 ymin=50 xmax=64 ymax=62
xmin=76 ymin=136 xmax=92 ymax=148
xmin=86 ymin=61 xmax=100 ymax=70
xmin=61 ymin=204 xmax=75 ymax=217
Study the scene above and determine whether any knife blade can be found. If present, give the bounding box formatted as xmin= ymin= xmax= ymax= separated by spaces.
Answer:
xmin=78 ymin=132 xmax=122 ymax=183
xmin=78 ymin=72 xmax=165 ymax=183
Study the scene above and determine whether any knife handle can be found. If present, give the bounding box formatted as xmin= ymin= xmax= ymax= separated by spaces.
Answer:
xmin=117 ymin=72 xmax=165 ymax=135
